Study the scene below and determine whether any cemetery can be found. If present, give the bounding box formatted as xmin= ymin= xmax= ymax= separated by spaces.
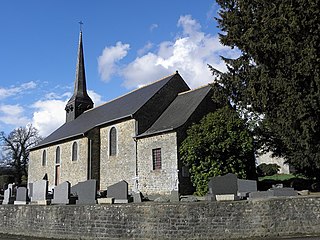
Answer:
xmin=0 ymin=173 xmax=302 ymax=206
xmin=1 ymin=173 xmax=320 ymax=239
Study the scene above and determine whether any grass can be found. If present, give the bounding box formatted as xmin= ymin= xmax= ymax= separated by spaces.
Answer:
xmin=258 ymin=173 xmax=312 ymax=191
xmin=259 ymin=173 xmax=296 ymax=181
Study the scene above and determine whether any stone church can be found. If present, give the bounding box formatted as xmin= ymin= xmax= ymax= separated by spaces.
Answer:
xmin=28 ymin=32 xmax=216 ymax=196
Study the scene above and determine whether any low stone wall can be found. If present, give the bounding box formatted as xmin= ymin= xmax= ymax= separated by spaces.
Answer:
xmin=1 ymin=196 xmax=320 ymax=240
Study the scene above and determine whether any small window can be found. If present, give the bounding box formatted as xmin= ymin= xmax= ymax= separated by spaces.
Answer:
xmin=72 ymin=142 xmax=78 ymax=161
xmin=109 ymin=127 xmax=117 ymax=156
xmin=152 ymin=148 xmax=162 ymax=170
xmin=56 ymin=146 xmax=61 ymax=164
xmin=42 ymin=150 xmax=47 ymax=166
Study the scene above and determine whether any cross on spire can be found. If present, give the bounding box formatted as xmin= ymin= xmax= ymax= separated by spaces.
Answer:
xmin=79 ymin=21 xmax=83 ymax=32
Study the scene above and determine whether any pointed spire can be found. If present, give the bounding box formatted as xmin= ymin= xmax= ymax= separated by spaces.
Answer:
xmin=65 ymin=30 xmax=94 ymax=122
xmin=72 ymin=31 xmax=89 ymax=99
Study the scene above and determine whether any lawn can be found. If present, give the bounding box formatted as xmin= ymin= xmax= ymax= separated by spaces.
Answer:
xmin=259 ymin=174 xmax=296 ymax=181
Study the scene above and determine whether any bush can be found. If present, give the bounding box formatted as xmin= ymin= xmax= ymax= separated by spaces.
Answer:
xmin=180 ymin=106 xmax=256 ymax=196
xmin=257 ymin=163 xmax=280 ymax=177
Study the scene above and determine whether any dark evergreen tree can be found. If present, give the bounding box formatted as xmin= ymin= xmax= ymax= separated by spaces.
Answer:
xmin=213 ymin=0 xmax=320 ymax=178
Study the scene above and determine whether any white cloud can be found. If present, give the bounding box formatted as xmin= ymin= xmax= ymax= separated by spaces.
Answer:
xmin=150 ymin=23 xmax=158 ymax=32
xmin=137 ymin=42 xmax=154 ymax=56
xmin=31 ymin=99 xmax=67 ymax=137
xmin=31 ymin=90 xmax=103 ymax=137
xmin=0 ymin=81 xmax=37 ymax=100
xmin=98 ymin=42 xmax=130 ymax=82
xmin=0 ymin=104 xmax=30 ymax=126
xmin=88 ymin=90 xmax=104 ymax=107
xmin=97 ymin=15 xmax=239 ymax=89
xmin=122 ymin=15 xmax=239 ymax=89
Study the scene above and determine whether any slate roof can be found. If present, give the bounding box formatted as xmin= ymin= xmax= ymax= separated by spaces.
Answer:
xmin=33 ymin=73 xmax=179 ymax=149
xmin=137 ymin=85 xmax=212 ymax=138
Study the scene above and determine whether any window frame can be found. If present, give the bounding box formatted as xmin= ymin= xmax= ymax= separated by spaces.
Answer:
xmin=152 ymin=148 xmax=162 ymax=170
xmin=42 ymin=149 xmax=47 ymax=166
xmin=109 ymin=127 xmax=117 ymax=156
xmin=55 ymin=146 xmax=61 ymax=165
xmin=71 ymin=141 xmax=78 ymax=161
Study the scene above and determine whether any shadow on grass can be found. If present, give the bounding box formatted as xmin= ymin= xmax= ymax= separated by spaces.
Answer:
xmin=258 ymin=176 xmax=318 ymax=192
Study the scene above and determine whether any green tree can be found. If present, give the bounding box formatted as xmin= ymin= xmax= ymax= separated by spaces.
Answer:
xmin=0 ymin=124 xmax=42 ymax=184
xmin=180 ymin=106 xmax=256 ymax=196
xmin=213 ymin=0 xmax=320 ymax=179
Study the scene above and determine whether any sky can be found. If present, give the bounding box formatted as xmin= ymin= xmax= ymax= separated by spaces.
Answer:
xmin=0 ymin=0 xmax=238 ymax=138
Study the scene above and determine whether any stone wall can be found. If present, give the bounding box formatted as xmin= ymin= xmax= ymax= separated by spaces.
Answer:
xmin=1 ymin=197 xmax=320 ymax=239
xmin=100 ymin=119 xmax=137 ymax=191
xmin=28 ymin=137 xmax=88 ymax=188
xmin=137 ymin=132 xmax=178 ymax=195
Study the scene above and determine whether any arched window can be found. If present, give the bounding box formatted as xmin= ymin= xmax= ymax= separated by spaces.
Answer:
xmin=42 ymin=150 xmax=47 ymax=166
xmin=72 ymin=142 xmax=78 ymax=161
xmin=56 ymin=146 xmax=61 ymax=164
xmin=109 ymin=127 xmax=117 ymax=156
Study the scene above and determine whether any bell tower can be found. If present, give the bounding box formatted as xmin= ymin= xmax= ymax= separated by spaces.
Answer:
xmin=65 ymin=31 xmax=94 ymax=122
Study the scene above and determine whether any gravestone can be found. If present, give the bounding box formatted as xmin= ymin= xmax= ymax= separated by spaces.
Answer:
xmin=2 ymin=188 xmax=12 ymax=204
xmin=169 ymin=190 xmax=180 ymax=202
xmin=208 ymin=173 xmax=238 ymax=195
xmin=14 ymin=187 xmax=28 ymax=205
xmin=271 ymin=187 xmax=297 ymax=197
xmin=31 ymin=180 xmax=49 ymax=204
xmin=3 ymin=184 xmax=15 ymax=204
xmin=71 ymin=179 xmax=97 ymax=205
xmin=132 ymin=192 xmax=142 ymax=203
xmin=249 ymin=187 xmax=297 ymax=200
xmin=207 ymin=173 xmax=257 ymax=200
xmin=249 ymin=191 xmax=274 ymax=199
xmin=107 ymin=180 xmax=128 ymax=203
xmin=28 ymin=182 xmax=33 ymax=200
xmin=237 ymin=179 xmax=257 ymax=198
xmin=52 ymin=181 xmax=71 ymax=205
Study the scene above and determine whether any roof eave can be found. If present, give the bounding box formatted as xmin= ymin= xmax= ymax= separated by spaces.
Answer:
xmin=135 ymin=127 xmax=175 ymax=139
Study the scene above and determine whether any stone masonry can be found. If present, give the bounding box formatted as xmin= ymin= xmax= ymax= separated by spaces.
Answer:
xmin=137 ymin=132 xmax=178 ymax=195
xmin=1 ymin=197 xmax=320 ymax=239
xmin=100 ymin=119 xmax=137 ymax=191
xmin=28 ymin=137 xmax=89 ymax=188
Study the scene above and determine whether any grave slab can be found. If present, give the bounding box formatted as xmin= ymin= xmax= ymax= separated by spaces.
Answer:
xmin=71 ymin=179 xmax=97 ymax=205
xmin=52 ymin=181 xmax=71 ymax=205
xmin=98 ymin=198 xmax=114 ymax=204
xmin=31 ymin=180 xmax=48 ymax=203
xmin=107 ymin=180 xmax=128 ymax=200
xmin=216 ymin=194 xmax=238 ymax=201
xmin=14 ymin=187 xmax=28 ymax=205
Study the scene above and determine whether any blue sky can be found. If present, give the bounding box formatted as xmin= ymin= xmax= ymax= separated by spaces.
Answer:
xmin=0 ymin=1 xmax=238 ymax=137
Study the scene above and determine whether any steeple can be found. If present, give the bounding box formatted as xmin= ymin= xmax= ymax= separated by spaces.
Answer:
xmin=65 ymin=31 xmax=94 ymax=122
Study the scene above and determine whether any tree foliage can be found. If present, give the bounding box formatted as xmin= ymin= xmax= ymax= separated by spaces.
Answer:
xmin=0 ymin=124 xmax=42 ymax=184
xmin=180 ymin=106 xmax=256 ymax=196
xmin=213 ymin=0 xmax=320 ymax=178
xmin=257 ymin=163 xmax=280 ymax=177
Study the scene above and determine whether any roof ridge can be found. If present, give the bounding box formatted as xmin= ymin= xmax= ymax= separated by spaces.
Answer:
xmin=178 ymin=83 xmax=212 ymax=96
xmin=84 ymin=72 xmax=178 ymax=113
